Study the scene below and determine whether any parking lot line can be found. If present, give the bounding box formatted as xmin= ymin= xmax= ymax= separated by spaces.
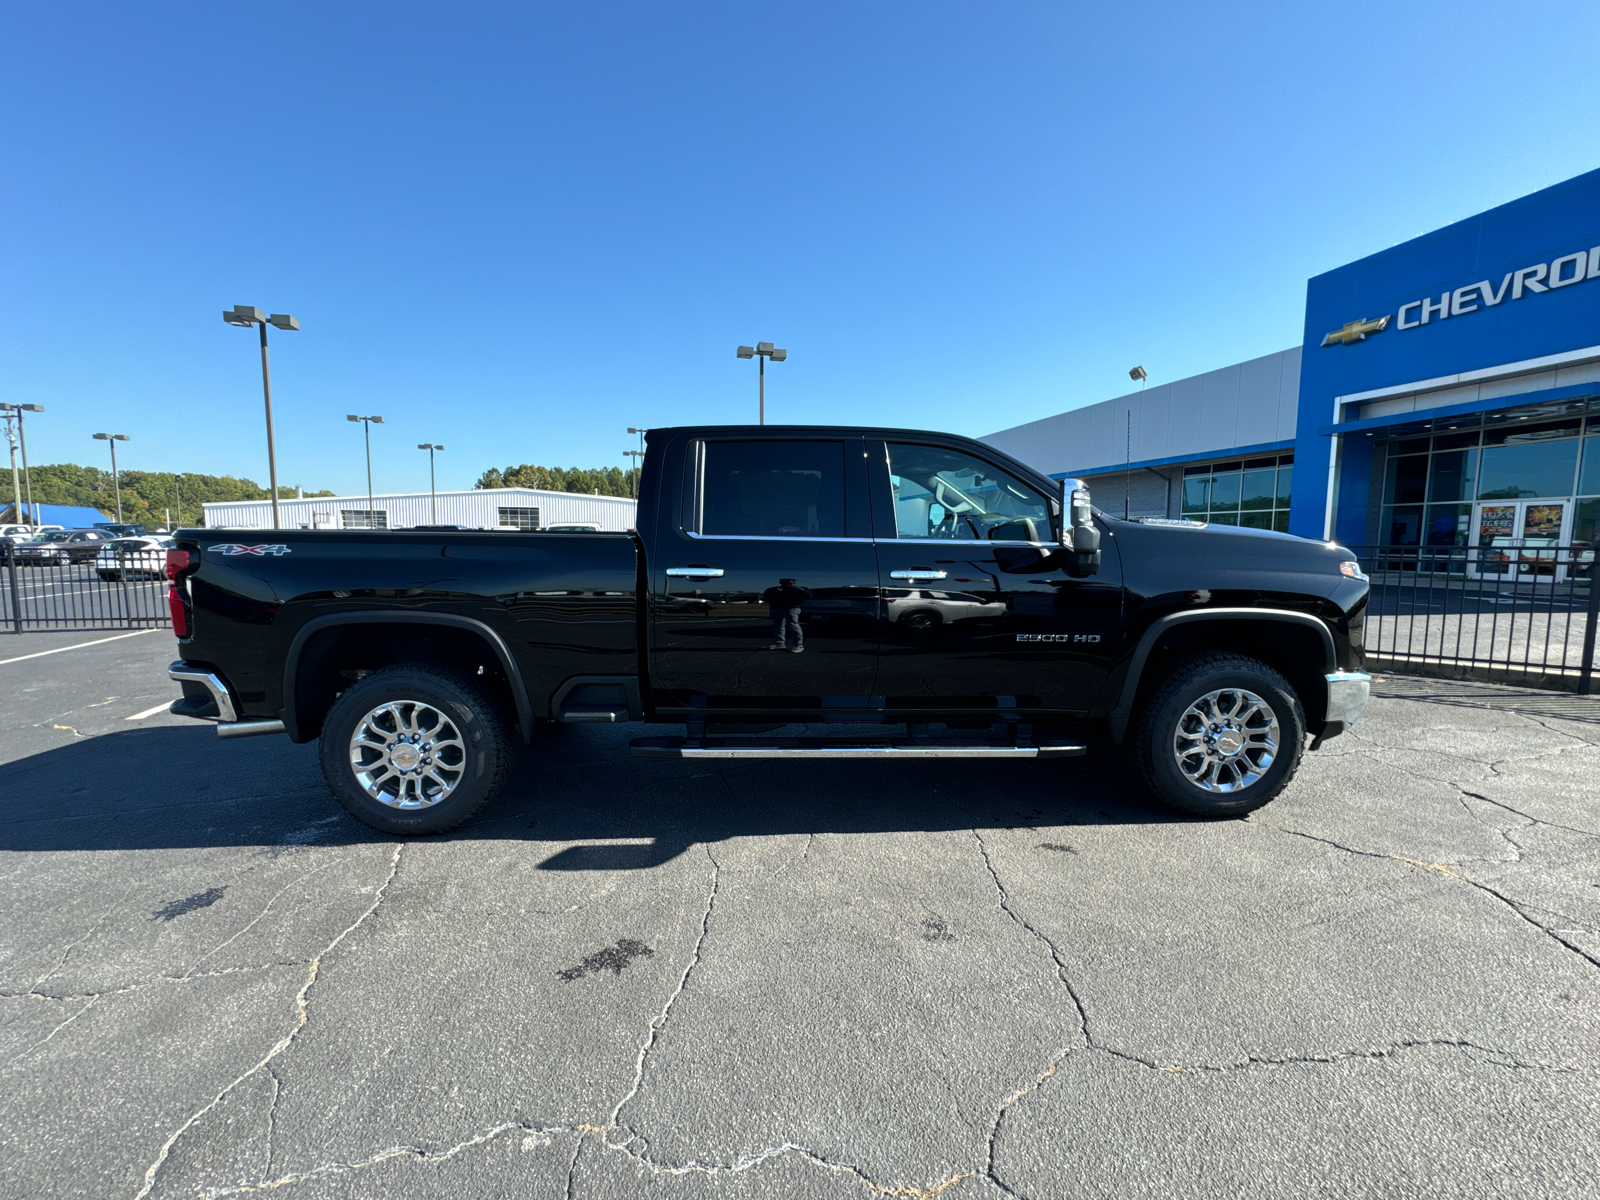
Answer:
xmin=126 ymin=701 xmax=174 ymax=721
xmin=0 ymin=629 xmax=161 ymax=666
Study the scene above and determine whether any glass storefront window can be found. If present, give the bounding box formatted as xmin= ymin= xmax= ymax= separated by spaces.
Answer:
xmin=1425 ymin=503 xmax=1471 ymax=546
xmin=1428 ymin=449 xmax=1477 ymax=502
xmin=1385 ymin=505 xmax=1424 ymax=546
xmin=1240 ymin=469 xmax=1275 ymax=510
xmin=1579 ymin=436 xmax=1600 ymax=496
xmin=1180 ymin=455 xmax=1293 ymax=528
xmin=1477 ymin=439 xmax=1579 ymax=500
xmin=1209 ymin=472 xmax=1241 ymax=512
xmin=1384 ymin=453 xmax=1429 ymax=504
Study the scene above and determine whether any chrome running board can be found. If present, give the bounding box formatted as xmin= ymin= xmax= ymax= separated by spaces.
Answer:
xmin=630 ymin=736 xmax=1087 ymax=760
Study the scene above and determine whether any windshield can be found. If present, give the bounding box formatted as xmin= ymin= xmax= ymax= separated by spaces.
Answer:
xmin=109 ymin=538 xmax=156 ymax=550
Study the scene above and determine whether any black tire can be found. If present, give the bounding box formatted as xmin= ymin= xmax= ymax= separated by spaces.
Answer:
xmin=318 ymin=662 xmax=514 ymax=835
xmin=1132 ymin=652 xmax=1305 ymax=817
xmin=900 ymin=610 xmax=941 ymax=634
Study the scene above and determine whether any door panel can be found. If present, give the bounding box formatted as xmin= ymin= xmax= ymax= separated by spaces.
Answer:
xmin=652 ymin=540 xmax=881 ymax=707
xmin=873 ymin=541 xmax=1121 ymax=710
xmin=648 ymin=436 xmax=880 ymax=712
xmin=870 ymin=440 xmax=1122 ymax=712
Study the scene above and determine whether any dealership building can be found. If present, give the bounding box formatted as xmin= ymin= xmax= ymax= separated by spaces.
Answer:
xmin=984 ymin=168 xmax=1600 ymax=570
xmin=203 ymin=486 xmax=637 ymax=532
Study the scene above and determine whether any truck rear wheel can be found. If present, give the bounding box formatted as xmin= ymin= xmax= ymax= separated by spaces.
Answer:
xmin=1132 ymin=652 xmax=1304 ymax=817
xmin=318 ymin=662 xmax=513 ymax=835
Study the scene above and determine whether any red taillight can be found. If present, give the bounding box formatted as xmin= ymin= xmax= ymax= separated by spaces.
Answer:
xmin=165 ymin=549 xmax=193 ymax=581
xmin=168 ymin=585 xmax=188 ymax=637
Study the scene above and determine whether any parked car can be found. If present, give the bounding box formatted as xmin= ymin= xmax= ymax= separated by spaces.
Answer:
xmin=14 ymin=528 xmax=112 ymax=564
xmin=167 ymin=423 xmax=1371 ymax=834
xmin=544 ymin=523 xmax=602 ymax=532
xmin=96 ymin=535 xmax=176 ymax=580
xmin=95 ymin=522 xmax=149 ymax=537
xmin=0 ymin=523 xmax=63 ymax=546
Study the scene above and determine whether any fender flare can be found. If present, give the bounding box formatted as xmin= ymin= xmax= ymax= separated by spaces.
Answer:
xmin=282 ymin=612 xmax=534 ymax=742
xmin=1104 ymin=608 xmax=1336 ymax=743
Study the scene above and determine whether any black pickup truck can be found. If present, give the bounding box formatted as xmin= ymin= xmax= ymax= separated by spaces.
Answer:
xmin=166 ymin=425 xmax=1371 ymax=833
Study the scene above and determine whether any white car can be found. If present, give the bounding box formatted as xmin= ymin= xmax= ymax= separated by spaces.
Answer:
xmin=544 ymin=523 xmax=602 ymax=533
xmin=96 ymin=536 xmax=175 ymax=581
xmin=1 ymin=523 xmax=63 ymax=546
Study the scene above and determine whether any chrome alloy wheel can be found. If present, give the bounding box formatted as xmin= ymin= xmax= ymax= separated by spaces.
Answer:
xmin=348 ymin=700 xmax=467 ymax=809
xmin=1172 ymin=687 xmax=1280 ymax=794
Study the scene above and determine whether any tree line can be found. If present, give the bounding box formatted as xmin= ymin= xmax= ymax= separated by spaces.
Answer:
xmin=475 ymin=464 xmax=639 ymax=497
xmin=8 ymin=463 xmax=333 ymax=528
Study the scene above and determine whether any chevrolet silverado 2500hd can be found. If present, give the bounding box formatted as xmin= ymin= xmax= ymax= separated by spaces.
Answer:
xmin=166 ymin=425 xmax=1371 ymax=833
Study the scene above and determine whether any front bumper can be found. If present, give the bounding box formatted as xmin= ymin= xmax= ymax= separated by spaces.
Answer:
xmin=1313 ymin=670 xmax=1372 ymax=746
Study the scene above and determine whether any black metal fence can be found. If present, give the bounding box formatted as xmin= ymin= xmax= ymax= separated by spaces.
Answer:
xmin=1352 ymin=543 xmax=1597 ymax=694
xmin=2 ymin=543 xmax=172 ymax=633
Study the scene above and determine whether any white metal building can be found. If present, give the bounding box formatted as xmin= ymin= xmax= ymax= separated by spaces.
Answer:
xmin=981 ymin=347 xmax=1303 ymax=521
xmin=202 ymin=487 xmax=638 ymax=532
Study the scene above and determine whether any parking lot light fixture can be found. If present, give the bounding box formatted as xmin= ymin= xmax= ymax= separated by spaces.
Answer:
xmin=223 ymin=305 xmax=299 ymax=529
xmin=736 ymin=343 xmax=786 ymax=424
xmin=348 ymin=415 xmax=384 ymax=527
xmin=0 ymin=403 xmax=43 ymax=523
xmin=2 ymin=413 xmax=21 ymax=524
xmin=92 ymin=433 xmax=130 ymax=523
xmin=417 ymin=443 xmax=445 ymax=523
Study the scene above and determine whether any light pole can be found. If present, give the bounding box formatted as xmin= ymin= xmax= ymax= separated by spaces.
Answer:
xmin=347 ymin=415 xmax=385 ymax=527
xmin=626 ymin=426 xmax=648 ymax=500
xmin=2 ymin=413 xmax=20 ymax=523
xmin=92 ymin=433 xmax=130 ymax=524
xmin=223 ymin=305 xmax=300 ymax=530
xmin=417 ymin=443 xmax=445 ymax=523
xmin=0 ymin=404 xmax=43 ymax=523
xmin=173 ymin=474 xmax=185 ymax=529
xmin=735 ymin=343 xmax=787 ymax=424
xmin=623 ymin=451 xmax=644 ymax=499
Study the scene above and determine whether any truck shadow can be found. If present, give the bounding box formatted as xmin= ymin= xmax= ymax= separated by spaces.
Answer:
xmin=0 ymin=722 xmax=1186 ymax=860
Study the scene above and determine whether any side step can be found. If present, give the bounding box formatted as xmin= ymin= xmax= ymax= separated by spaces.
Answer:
xmin=630 ymin=735 xmax=1087 ymax=760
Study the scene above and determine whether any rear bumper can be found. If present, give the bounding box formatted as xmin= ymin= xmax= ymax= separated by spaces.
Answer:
xmin=168 ymin=661 xmax=236 ymax=723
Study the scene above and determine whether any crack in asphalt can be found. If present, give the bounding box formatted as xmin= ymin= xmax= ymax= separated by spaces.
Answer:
xmin=605 ymin=842 xmax=723 ymax=1144
xmin=133 ymin=844 xmax=405 ymax=1200
xmin=1247 ymin=820 xmax=1600 ymax=974
xmin=0 ymin=960 xmax=314 ymax=1002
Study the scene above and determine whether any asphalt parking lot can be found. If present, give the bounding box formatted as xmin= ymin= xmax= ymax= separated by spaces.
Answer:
xmin=2 ymin=631 xmax=1598 ymax=1199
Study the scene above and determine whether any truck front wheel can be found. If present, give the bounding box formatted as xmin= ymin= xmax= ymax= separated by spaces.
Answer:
xmin=1132 ymin=652 xmax=1305 ymax=817
xmin=318 ymin=662 xmax=513 ymax=835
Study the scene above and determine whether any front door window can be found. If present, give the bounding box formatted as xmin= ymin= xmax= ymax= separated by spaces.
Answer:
xmin=887 ymin=444 xmax=1053 ymax=543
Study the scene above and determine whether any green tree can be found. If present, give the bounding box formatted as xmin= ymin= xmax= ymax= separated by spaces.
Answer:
xmin=475 ymin=463 xmax=638 ymax=497
xmin=17 ymin=464 xmax=336 ymax=527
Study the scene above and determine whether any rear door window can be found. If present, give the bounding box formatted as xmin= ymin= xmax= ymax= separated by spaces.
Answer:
xmin=700 ymin=440 xmax=847 ymax=537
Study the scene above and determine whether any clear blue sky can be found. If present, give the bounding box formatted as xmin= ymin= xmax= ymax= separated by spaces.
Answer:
xmin=4 ymin=2 xmax=1599 ymax=497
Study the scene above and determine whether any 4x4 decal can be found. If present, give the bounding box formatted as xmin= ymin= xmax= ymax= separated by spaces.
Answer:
xmin=210 ymin=543 xmax=292 ymax=557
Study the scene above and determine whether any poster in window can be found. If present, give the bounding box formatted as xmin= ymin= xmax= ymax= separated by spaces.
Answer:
xmin=1522 ymin=503 xmax=1564 ymax=541
xmin=1477 ymin=505 xmax=1515 ymax=544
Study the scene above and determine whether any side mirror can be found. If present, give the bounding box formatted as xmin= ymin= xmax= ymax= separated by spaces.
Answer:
xmin=1059 ymin=477 xmax=1101 ymax=578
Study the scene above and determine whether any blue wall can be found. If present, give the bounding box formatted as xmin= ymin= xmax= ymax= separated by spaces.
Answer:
xmin=1291 ymin=167 xmax=1600 ymax=543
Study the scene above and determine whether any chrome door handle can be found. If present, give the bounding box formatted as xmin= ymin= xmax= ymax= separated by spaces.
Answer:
xmin=890 ymin=569 xmax=947 ymax=581
xmin=666 ymin=566 xmax=725 ymax=578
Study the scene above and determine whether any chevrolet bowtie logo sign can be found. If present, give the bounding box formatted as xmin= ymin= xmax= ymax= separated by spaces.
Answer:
xmin=1321 ymin=315 xmax=1391 ymax=347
